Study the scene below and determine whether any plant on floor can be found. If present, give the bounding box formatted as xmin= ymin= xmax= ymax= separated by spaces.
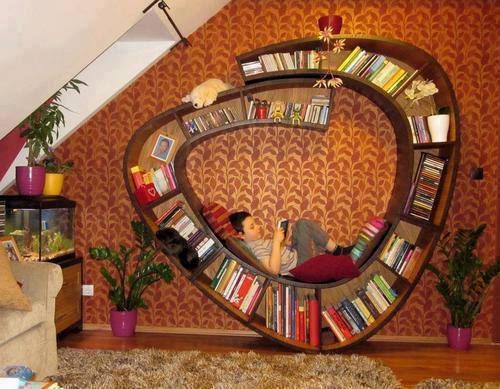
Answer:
xmin=426 ymin=224 xmax=500 ymax=328
xmin=89 ymin=220 xmax=174 ymax=311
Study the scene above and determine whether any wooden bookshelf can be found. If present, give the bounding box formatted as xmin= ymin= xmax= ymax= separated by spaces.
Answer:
xmin=123 ymin=35 xmax=460 ymax=352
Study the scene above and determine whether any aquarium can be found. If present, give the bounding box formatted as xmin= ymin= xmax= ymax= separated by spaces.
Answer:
xmin=0 ymin=196 xmax=75 ymax=262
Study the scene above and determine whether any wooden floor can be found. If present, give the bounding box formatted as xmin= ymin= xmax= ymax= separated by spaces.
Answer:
xmin=59 ymin=330 xmax=500 ymax=388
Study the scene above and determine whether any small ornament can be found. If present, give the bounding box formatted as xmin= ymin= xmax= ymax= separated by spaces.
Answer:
xmin=272 ymin=103 xmax=285 ymax=122
xmin=291 ymin=108 xmax=302 ymax=125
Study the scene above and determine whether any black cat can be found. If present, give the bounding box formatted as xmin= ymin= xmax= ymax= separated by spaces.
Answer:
xmin=156 ymin=228 xmax=199 ymax=269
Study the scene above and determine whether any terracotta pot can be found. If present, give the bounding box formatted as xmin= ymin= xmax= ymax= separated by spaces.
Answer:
xmin=447 ymin=324 xmax=472 ymax=350
xmin=43 ymin=173 xmax=64 ymax=196
xmin=318 ymin=15 xmax=343 ymax=34
xmin=16 ymin=166 xmax=45 ymax=196
xmin=110 ymin=309 xmax=137 ymax=337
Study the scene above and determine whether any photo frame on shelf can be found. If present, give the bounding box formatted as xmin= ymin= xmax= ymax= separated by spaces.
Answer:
xmin=151 ymin=134 xmax=175 ymax=162
xmin=1 ymin=236 xmax=22 ymax=262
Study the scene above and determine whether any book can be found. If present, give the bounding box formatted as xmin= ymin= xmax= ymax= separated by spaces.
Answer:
xmin=309 ymin=297 xmax=320 ymax=346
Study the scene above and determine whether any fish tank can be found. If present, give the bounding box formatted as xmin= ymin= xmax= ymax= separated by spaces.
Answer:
xmin=0 ymin=196 xmax=75 ymax=262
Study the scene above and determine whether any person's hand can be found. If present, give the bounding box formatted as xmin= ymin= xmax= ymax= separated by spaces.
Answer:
xmin=272 ymin=225 xmax=285 ymax=245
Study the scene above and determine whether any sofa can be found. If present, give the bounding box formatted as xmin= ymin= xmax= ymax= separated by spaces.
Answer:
xmin=0 ymin=261 xmax=63 ymax=379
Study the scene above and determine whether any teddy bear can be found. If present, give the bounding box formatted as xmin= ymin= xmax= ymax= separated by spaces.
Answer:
xmin=181 ymin=78 xmax=233 ymax=109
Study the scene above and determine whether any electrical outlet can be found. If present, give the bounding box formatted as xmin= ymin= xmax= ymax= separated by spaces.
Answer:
xmin=82 ymin=284 xmax=94 ymax=296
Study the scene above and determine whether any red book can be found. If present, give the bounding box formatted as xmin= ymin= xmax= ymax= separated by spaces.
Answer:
xmin=298 ymin=306 xmax=305 ymax=342
xmin=309 ymin=298 xmax=320 ymax=346
xmin=231 ymin=273 xmax=255 ymax=309
xmin=327 ymin=305 xmax=353 ymax=339
xmin=130 ymin=166 xmax=144 ymax=189
xmin=135 ymin=183 xmax=160 ymax=206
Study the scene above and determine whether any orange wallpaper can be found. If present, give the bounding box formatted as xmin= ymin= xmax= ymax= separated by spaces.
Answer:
xmin=53 ymin=0 xmax=499 ymax=339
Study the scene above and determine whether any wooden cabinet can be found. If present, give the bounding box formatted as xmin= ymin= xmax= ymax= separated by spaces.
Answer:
xmin=53 ymin=257 xmax=82 ymax=334
xmin=123 ymin=35 xmax=460 ymax=351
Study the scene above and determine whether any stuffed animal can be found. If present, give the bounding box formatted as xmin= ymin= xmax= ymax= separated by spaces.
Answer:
xmin=156 ymin=228 xmax=199 ymax=269
xmin=181 ymin=78 xmax=233 ymax=109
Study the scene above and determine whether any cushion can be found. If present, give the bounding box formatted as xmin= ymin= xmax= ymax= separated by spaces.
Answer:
xmin=201 ymin=202 xmax=237 ymax=240
xmin=0 ymin=245 xmax=31 ymax=311
xmin=289 ymin=254 xmax=360 ymax=283
xmin=350 ymin=217 xmax=390 ymax=267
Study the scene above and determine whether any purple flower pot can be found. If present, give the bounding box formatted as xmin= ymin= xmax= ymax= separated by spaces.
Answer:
xmin=447 ymin=324 xmax=472 ymax=350
xmin=110 ymin=309 xmax=137 ymax=337
xmin=16 ymin=166 xmax=45 ymax=196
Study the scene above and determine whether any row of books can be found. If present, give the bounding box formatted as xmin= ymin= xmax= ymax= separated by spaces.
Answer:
xmin=408 ymin=115 xmax=432 ymax=143
xmin=337 ymin=46 xmax=417 ymax=96
xmin=210 ymin=257 xmax=264 ymax=315
xmin=241 ymin=50 xmax=320 ymax=76
xmin=247 ymin=100 xmax=330 ymax=125
xmin=130 ymin=163 xmax=177 ymax=206
xmin=0 ymin=200 xmax=5 ymax=236
xmin=184 ymin=107 xmax=240 ymax=135
xmin=322 ymin=273 xmax=397 ymax=342
xmin=405 ymin=153 xmax=447 ymax=221
xmin=265 ymin=287 xmax=321 ymax=345
xmin=379 ymin=232 xmax=422 ymax=278
xmin=156 ymin=201 xmax=217 ymax=263
xmin=350 ymin=217 xmax=385 ymax=262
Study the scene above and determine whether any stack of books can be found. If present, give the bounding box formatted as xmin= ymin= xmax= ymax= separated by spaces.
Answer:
xmin=184 ymin=107 xmax=240 ymax=135
xmin=265 ymin=287 xmax=321 ymax=344
xmin=337 ymin=46 xmax=417 ymax=97
xmin=408 ymin=116 xmax=432 ymax=143
xmin=0 ymin=200 xmax=5 ymax=236
xmin=350 ymin=217 xmax=386 ymax=262
xmin=156 ymin=202 xmax=217 ymax=263
xmin=379 ymin=232 xmax=422 ymax=278
xmin=241 ymin=50 xmax=320 ymax=76
xmin=210 ymin=258 xmax=264 ymax=315
xmin=405 ymin=153 xmax=447 ymax=221
xmin=322 ymin=273 xmax=397 ymax=342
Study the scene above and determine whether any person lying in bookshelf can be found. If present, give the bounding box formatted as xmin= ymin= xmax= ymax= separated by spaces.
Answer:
xmin=228 ymin=211 xmax=354 ymax=276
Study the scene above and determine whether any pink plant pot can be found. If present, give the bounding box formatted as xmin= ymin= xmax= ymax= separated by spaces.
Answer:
xmin=318 ymin=15 xmax=343 ymax=34
xmin=110 ymin=309 xmax=137 ymax=337
xmin=16 ymin=166 xmax=45 ymax=196
xmin=447 ymin=324 xmax=472 ymax=350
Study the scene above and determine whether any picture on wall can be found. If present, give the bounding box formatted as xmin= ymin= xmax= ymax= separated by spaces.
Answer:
xmin=151 ymin=134 xmax=175 ymax=162
xmin=1 ymin=237 xmax=21 ymax=262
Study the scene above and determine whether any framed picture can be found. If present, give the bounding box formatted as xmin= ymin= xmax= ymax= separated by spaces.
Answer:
xmin=1 ymin=236 xmax=22 ymax=262
xmin=151 ymin=134 xmax=175 ymax=162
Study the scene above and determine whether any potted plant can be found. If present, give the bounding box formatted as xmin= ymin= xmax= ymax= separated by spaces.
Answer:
xmin=41 ymin=153 xmax=74 ymax=196
xmin=427 ymin=106 xmax=451 ymax=142
xmin=89 ymin=220 xmax=174 ymax=337
xmin=426 ymin=224 xmax=500 ymax=350
xmin=17 ymin=78 xmax=86 ymax=196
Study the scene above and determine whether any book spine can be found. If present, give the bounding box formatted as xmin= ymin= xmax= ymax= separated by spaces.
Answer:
xmin=309 ymin=298 xmax=320 ymax=346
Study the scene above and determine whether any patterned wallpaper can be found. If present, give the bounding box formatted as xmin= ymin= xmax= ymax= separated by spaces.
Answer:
xmin=53 ymin=0 xmax=498 ymax=339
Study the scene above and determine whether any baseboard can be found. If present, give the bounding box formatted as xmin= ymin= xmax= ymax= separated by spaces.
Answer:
xmin=83 ymin=323 xmax=258 ymax=337
xmin=83 ymin=324 xmax=494 ymax=344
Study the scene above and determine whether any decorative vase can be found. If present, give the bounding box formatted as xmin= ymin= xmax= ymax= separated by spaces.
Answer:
xmin=447 ymin=324 xmax=472 ymax=350
xmin=43 ymin=173 xmax=64 ymax=196
xmin=318 ymin=15 xmax=343 ymax=34
xmin=255 ymin=105 xmax=269 ymax=119
xmin=427 ymin=114 xmax=450 ymax=142
xmin=110 ymin=309 xmax=137 ymax=337
xmin=15 ymin=166 xmax=45 ymax=196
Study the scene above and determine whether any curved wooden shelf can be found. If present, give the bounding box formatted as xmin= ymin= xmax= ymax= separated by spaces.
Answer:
xmin=123 ymin=34 xmax=460 ymax=352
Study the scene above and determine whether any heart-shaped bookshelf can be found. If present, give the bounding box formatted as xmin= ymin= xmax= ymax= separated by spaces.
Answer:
xmin=123 ymin=35 xmax=460 ymax=351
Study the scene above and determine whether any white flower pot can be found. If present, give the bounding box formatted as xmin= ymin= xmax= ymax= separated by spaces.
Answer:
xmin=427 ymin=114 xmax=450 ymax=142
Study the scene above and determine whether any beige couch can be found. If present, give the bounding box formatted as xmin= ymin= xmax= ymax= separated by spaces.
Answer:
xmin=0 ymin=262 xmax=63 ymax=379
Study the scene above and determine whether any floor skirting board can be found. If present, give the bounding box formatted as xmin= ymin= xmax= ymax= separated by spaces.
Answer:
xmin=82 ymin=324 xmax=496 ymax=344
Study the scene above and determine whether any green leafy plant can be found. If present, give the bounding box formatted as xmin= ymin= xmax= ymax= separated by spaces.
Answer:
xmin=21 ymin=78 xmax=86 ymax=166
xmin=89 ymin=220 xmax=174 ymax=311
xmin=42 ymin=154 xmax=74 ymax=173
xmin=426 ymin=224 xmax=500 ymax=328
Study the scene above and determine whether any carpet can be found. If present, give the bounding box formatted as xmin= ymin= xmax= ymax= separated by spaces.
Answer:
xmin=416 ymin=379 xmax=500 ymax=389
xmin=55 ymin=348 xmax=402 ymax=388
